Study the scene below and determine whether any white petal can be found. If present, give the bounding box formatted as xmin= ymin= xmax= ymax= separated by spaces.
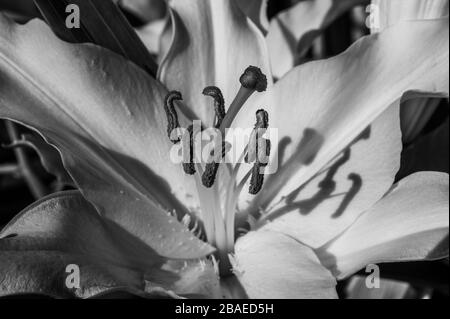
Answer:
xmin=0 ymin=15 xmax=211 ymax=258
xmin=234 ymin=18 xmax=449 ymax=246
xmin=259 ymin=103 xmax=401 ymax=248
xmin=229 ymin=231 xmax=338 ymax=299
xmin=317 ymin=172 xmax=449 ymax=279
xmin=0 ymin=192 xmax=220 ymax=298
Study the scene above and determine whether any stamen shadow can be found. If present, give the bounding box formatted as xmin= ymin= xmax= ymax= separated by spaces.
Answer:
xmin=258 ymin=126 xmax=371 ymax=222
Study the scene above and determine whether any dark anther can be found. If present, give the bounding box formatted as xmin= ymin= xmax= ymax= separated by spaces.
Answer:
xmin=248 ymin=139 xmax=270 ymax=194
xmin=247 ymin=109 xmax=271 ymax=195
xmin=258 ymin=138 xmax=271 ymax=167
xmin=164 ymin=91 xmax=182 ymax=144
xmin=249 ymin=164 xmax=265 ymax=195
xmin=255 ymin=109 xmax=269 ymax=129
xmin=203 ymin=86 xmax=226 ymax=128
xmin=202 ymin=162 xmax=220 ymax=188
xmin=245 ymin=109 xmax=269 ymax=163
xmin=240 ymin=66 xmax=268 ymax=92
xmin=182 ymin=125 xmax=196 ymax=175
xmin=201 ymin=142 xmax=229 ymax=188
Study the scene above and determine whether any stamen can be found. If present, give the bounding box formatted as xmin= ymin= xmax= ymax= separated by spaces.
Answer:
xmin=257 ymin=138 xmax=271 ymax=167
xmin=181 ymin=214 xmax=191 ymax=227
xmin=249 ymin=163 xmax=265 ymax=195
xmin=164 ymin=91 xmax=182 ymax=144
xmin=202 ymin=162 xmax=220 ymax=188
xmin=201 ymin=142 xmax=229 ymax=188
xmin=219 ymin=66 xmax=268 ymax=134
xmin=203 ymin=86 xmax=226 ymax=128
xmin=246 ymin=108 xmax=271 ymax=195
xmin=248 ymin=139 xmax=271 ymax=195
xmin=182 ymin=125 xmax=196 ymax=175
xmin=245 ymin=109 xmax=269 ymax=163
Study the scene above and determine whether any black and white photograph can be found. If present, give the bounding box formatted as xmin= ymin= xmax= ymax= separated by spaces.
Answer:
xmin=0 ymin=0 xmax=448 ymax=306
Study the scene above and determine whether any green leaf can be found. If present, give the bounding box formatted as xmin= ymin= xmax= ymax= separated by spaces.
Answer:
xmin=34 ymin=0 xmax=157 ymax=76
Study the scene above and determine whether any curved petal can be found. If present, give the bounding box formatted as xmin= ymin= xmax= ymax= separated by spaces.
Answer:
xmin=137 ymin=19 xmax=167 ymax=56
xmin=0 ymin=15 xmax=212 ymax=258
xmin=0 ymin=192 xmax=155 ymax=298
xmin=0 ymin=192 xmax=220 ymax=298
xmin=371 ymin=0 xmax=449 ymax=143
xmin=267 ymin=0 xmax=367 ymax=79
xmin=228 ymin=231 xmax=337 ymax=299
xmin=317 ymin=172 xmax=449 ymax=279
xmin=234 ymin=18 xmax=449 ymax=246
xmin=236 ymin=0 xmax=269 ymax=34
xmin=17 ymin=133 xmax=74 ymax=187
xmin=0 ymin=251 xmax=144 ymax=299
xmin=159 ymin=0 xmax=272 ymax=126
xmin=129 ymin=0 xmax=170 ymax=59
xmin=258 ymin=103 xmax=401 ymax=248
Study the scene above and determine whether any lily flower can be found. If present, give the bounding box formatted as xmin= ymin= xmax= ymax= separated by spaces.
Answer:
xmin=0 ymin=0 xmax=449 ymax=298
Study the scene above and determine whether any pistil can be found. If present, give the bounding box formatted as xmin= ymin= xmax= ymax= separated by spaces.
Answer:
xmin=219 ymin=66 xmax=268 ymax=135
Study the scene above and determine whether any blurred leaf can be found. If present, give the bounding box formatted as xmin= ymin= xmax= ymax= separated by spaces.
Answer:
xmin=356 ymin=261 xmax=449 ymax=295
xmin=267 ymin=0 xmax=369 ymax=79
xmin=0 ymin=0 xmax=39 ymax=18
xmin=397 ymin=118 xmax=449 ymax=180
xmin=400 ymin=98 xmax=441 ymax=144
xmin=118 ymin=0 xmax=167 ymax=23
xmin=346 ymin=275 xmax=414 ymax=299
xmin=34 ymin=0 xmax=157 ymax=76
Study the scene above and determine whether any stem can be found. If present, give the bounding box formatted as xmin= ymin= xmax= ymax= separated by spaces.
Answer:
xmin=5 ymin=121 xmax=48 ymax=199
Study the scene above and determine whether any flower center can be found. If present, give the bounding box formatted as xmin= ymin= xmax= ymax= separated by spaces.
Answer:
xmin=163 ymin=66 xmax=270 ymax=276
